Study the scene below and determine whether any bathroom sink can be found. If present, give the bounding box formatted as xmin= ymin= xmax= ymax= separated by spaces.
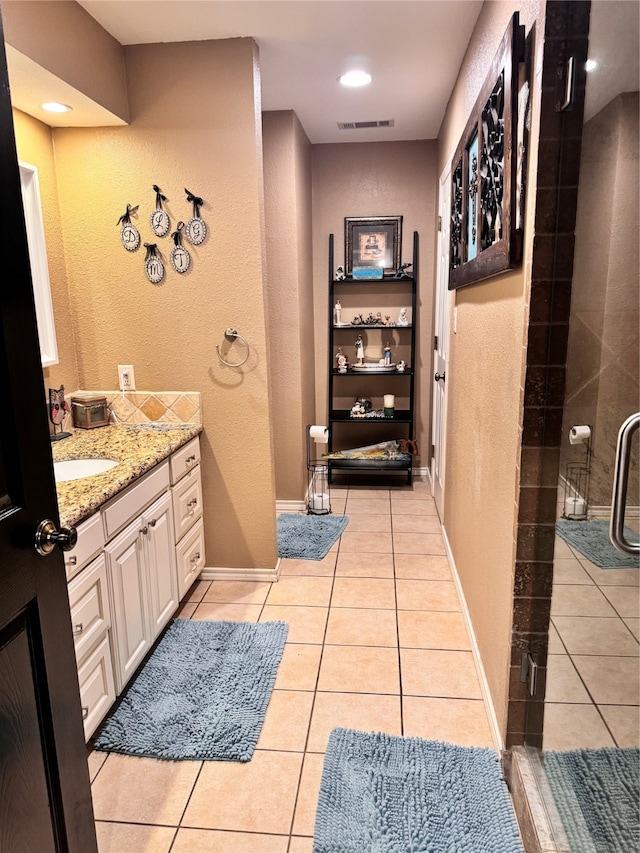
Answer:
xmin=54 ymin=458 xmax=118 ymax=483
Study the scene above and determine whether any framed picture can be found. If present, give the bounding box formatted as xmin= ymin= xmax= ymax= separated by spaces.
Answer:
xmin=345 ymin=216 xmax=402 ymax=275
xmin=449 ymin=13 xmax=526 ymax=289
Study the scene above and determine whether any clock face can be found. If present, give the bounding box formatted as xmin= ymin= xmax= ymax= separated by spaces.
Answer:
xmin=185 ymin=216 xmax=207 ymax=246
xmin=145 ymin=256 xmax=165 ymax=284
xmin=150 ymin=208 xmax=170 ymax=238
xmin=121 ymin=223 xmax=140 ymax=251
xmin=171 ymin=245 xmax=191 ymax=274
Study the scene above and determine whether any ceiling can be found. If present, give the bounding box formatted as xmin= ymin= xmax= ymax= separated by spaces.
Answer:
xmin=6 ymin=0 xmax=485 ymax=142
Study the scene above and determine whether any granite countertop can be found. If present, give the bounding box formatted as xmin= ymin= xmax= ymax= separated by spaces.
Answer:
xmin=52 ymin=424 xmax=203 ymax=528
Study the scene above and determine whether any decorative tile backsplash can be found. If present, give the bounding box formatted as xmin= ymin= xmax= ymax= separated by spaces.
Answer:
xmin=75 ymin=391 xmax=201 ymax=426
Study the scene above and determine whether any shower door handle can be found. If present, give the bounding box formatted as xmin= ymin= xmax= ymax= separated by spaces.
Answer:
xmin=610 ymin=412 xmax=640 ymax=556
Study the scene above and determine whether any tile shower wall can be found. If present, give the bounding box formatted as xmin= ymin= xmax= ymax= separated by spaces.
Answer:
xmin=560 ymin=92 xmax=640 ymax=509
xmin=509 ymin=0 xmax=591 ymax=749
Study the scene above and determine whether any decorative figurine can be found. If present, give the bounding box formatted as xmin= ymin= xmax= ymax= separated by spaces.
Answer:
xmin=397 ymin=360 xmax=406 ymax=372
xmin=365 ymin=312 xmax=377 ymax=325
xmin=352 ymin=314 xmax=364 ymax=325
xmin=335 ymin=265 xmax=346 ymax=281
xmin=350 ymin=400 xmax=364 ymax=417
xmin=384 ymin=342 xmax=392 ymax=365
xmin=376 ymin=312 xmax=384 ymax=325
xmin=355 ymin=334 xmax=364 ymax=364
xmin=335 ymin=347 xmax=348 ymax=373
xmin=394 ymin=262 xmax=412 ymax=279
xmin=385 ymin=315 xmax=391 ymax=325
xmin=49 ymin=386 xmax=72 ymax=441
xmin=397 ymin=307 xmax=409 ymax=326
xmin=334 ymin=300 xmax=342 ymax=325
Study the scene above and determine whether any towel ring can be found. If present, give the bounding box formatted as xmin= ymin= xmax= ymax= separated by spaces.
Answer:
xmin=215 ymin=327 xmax=249 ymax=368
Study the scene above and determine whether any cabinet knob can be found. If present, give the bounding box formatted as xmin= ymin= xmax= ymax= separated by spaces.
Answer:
xmin=148 ymin=518 xmax=157 ymax=528
xmin=73 ymin=623 xmax=84 ymax=636
xmin=186 ymin=455 xmax=196 ymax=465
xmin=81 ymin=706 xmax=89 ymax=720
xmin=190 ymin=551 xmax=200 ymax=563
xmin=66 ymin=555 xmax=77 ymax=566
xmin=139 ymin=525 xmax=148 ymax=536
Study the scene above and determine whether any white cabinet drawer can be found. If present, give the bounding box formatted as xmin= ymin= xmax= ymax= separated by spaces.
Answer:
xmin=102 ymin=460 xmax=170 ymax=541
xmin=77 ymin=634 xmax=116 ymax=740
xmin=68 ymin=554 xmax=110 ymax=664
xmin=175 ymin=518 xmax=205 ymax=600
xmin=172 ymin=466 xmax=203 ymax=541
xmin=170 ymin=437 xmax=201 ymax=484
xmin=65 ymin=512 xmax=105 ymax=582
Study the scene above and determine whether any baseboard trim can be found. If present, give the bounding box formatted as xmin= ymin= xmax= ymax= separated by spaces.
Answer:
xmin=441 ymin=524 xmax=503 ymax=752
xmin=412 ymin=466 xmax=432 ymax=482
xmin=276 ymin=500 xmax=306 ymax=513
xmin=200 ymin=560 xmax=281 ymax=583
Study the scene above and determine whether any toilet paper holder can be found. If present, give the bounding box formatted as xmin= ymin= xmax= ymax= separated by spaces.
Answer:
xmin=562 ymin=424 xmax=592 ymax=520
xmin=306 ymin=425 xmax=331 ymax=515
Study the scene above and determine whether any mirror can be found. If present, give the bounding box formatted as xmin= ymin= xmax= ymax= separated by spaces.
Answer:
xmin=19 ymin=161 xmax=59 ymax=367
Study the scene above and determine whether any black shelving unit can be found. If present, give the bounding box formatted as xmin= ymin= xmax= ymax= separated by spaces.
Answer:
xmin=327 ymin=231 xmax=418 ymax=484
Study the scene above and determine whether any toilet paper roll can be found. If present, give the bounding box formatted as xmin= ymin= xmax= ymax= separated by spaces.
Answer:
xmin=569 ymin=425 xmax=591 ymax=445
xmin=310 ymin=425 xmax=329 ymax=444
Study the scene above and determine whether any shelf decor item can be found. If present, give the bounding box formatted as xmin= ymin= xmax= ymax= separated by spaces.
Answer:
xmin=345 ymin=216 xmax=402 ymax=276
xmin=448 ymin=13 xmax=526 ymax=289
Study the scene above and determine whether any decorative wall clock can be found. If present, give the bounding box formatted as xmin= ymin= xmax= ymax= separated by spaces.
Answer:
xmin=449 ymin=13 xmax=526 ymax=289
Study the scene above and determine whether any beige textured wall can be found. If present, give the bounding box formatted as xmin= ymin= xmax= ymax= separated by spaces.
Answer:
xmin=12 ymin=108 xmax=79 ymax=395
xmin=263 ymin=110 xmax=315 ymax=502
xmin=437 ymin=0 xmax=544 ymax=738
xmin=562 ymin=92 xmax=640 ymax=507
xmin=50 ymin=37 xmax=276 ymax=569
xmin=311 ymin=141 xmax=438 ymax=461
xmin=3 ymin=0 xmax=128 ymax=121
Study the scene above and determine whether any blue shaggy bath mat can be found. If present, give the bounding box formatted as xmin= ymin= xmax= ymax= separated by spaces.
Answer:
xmin=544 ymin=748 xmax=639 ymax=853
xmin=313 ymin=728 xmax=524 ymax=853
xmin=277 ymin=513 xmax=349 ymax=560
xmin=556 ymin=519 xmax=639 ymax=569
xmin=94 ymin=618 xmax=288 ymax=762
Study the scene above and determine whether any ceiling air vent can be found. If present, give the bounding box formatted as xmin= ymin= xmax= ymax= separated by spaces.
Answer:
xmin=337 ymin=119 xmax=395 ymax=130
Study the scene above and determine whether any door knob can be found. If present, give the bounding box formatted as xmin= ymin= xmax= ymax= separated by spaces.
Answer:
xmin=434 ymin=372 xmax=446 ymax=383
xmin=35 ymin=519 xmax=78 ymax=556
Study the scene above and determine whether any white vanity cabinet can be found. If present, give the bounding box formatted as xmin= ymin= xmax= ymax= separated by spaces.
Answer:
xmin=64 ymin=436 xmax=202 ymax=738
xmin=65 ymin=518 xmax=114 ymax=740
xmin=171 ymin=437 xmax=205 ymax=599
xmin=104 ymin=461 xmax=177 ymax=693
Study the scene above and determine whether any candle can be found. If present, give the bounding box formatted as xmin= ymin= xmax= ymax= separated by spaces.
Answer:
xmin=383 ymin=395 xmax=395 ymax=408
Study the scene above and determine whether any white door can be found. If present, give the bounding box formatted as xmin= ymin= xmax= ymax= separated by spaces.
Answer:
xmin=431 ymin=165 xmax=451 ymax=516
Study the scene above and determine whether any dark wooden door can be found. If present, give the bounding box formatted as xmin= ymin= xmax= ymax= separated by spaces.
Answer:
xmin=0 ymin=7 xmax=97 ymax=852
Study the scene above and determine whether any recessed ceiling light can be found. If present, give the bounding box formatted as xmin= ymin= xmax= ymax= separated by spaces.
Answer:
xmin=338 ymin=70 xmax=372 ymax=88
xmin=41 ymin=101 xmax=72 ymax=113
xmin=585 ymin=59 xmax=598 ymax=72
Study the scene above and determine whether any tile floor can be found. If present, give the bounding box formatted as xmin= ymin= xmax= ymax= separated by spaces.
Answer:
xmin=544 ymin=532 xmax=640 ymax=751
xmin=88 ymin=480 xmax=495 ymax=853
